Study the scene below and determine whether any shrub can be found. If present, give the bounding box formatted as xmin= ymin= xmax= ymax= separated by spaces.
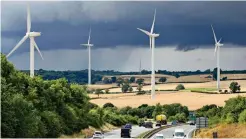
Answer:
xmin=103 ymin=103 xmax=115 ymax=108
xmin=129 ymin=86 xmax=133 ymax=92
xmin=176 ymin=84 xmax=185 ymax=90
xmin=137 ymin=84 xmax=143 ymax=92
xmin=121 ymin=83 xmax=130 ymax=93
xmin=129 ymin=77 xmax=135 ymax=83
xmin=136 ymin=78 xmax=144 ymax=85
xmin=222 ymin=76 xmax=227 ymax=81
xmin=222 ymin=96 xmax=246 ymax=122
xmin=105 ymin=89 xmax=110 ymax=94
xmin=224 ymin=90 xmax=228 ymax=93
xmin=159 ymin=77 xmax=167 ymax=83
xmin=239 ymin=109 xmax=246 ymax=123
xmin=229 ymin=82 xmax=241 ymax=93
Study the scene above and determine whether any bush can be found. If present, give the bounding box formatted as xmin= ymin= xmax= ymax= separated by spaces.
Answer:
xmin=229 ymin=82 xmax=241 ymax=93
xmin=103 ymin=103 xmax=115 ymax=108
xmin=121 ymin=83 xmax=130 ymax=93
xmin=105 ymin=89 xmax=110 ymax=94
xmin=222 ymin=96 xmax=246 ymax=122
xmin=222 ymin=76 xmax=227 ymax=81
xmin=176 ymin=84 xmax=185 ymax=90
xmin=136 ymin=78 xmax=144 ymax=85
xmin=129 ymin=77 xmax=135 ymax=83
xmin=238 ymin=109 xmax=246 ymax=123
xmin=159 ymin=77 xmax=167 ymax=83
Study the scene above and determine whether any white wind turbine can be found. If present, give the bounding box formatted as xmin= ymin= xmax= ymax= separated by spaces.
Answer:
xmin=7 ymin=4 xmax=43 ymax=78
xmin=211 ymin=25 xmax=223 ymax=91
xmin=137 ymin=9 xmax=159 ymax=99
xmin=81 ymin=28 xmax=93 ymax=85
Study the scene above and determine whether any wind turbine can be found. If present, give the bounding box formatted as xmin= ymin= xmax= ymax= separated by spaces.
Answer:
xmin=7 ymin=4 xmax=43 ymax=78
xmin=137 ymin=9 xmax=159 ymax=99
xmin=81 ymin=28 xmax=93 ymax=85
xmin=211 ymin=25 xmax=223 ymax=91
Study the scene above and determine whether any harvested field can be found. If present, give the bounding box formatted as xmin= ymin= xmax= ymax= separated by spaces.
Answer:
xmin=90 ymin=91 xmax=246 ymax=110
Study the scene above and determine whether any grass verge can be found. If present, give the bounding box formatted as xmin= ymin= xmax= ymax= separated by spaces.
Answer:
xmin=194 ymin=123 xmax=246 ymax=138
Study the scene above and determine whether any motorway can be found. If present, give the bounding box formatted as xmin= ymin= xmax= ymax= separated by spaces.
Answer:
xmin=104 ymin=125 xmax=155 ymax=138
xmin=151 ymin=125 xmax=196 ymax=139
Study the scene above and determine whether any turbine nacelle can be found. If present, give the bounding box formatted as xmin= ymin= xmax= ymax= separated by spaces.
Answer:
xmin=150 ymin=33 xmax=160 ymax=37
xmin=27 ymin=32 xmax=41 ymax=37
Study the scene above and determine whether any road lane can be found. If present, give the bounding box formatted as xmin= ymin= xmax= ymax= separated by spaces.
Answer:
xmin=104 ymin=125 xmax=155 ymax=138
xmin=152 ymin=125 xmax=196 ymax=139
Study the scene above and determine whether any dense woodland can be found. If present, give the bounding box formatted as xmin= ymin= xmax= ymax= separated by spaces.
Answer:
xmin=21 ymin=68 xmax=246 ymax=85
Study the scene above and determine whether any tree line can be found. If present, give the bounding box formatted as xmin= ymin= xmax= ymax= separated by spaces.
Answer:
xmin=21 ymin=68 xmax=246 ymax=85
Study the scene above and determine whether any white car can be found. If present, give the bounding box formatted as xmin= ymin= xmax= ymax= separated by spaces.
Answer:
xmin=155 ymin=133 xmax=164 ymax=139
xmin=93 ymin=131 xmax=104 ymax=139
xmin=173 ymin=129 xmax=186 ymax=139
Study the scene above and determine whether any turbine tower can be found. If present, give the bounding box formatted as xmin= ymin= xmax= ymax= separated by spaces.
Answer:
xmin=211 ymin=25 xmax=223 ymax=91
xmin=81 ymin=28 xmax=93 ymax=85
xmin=137 ymin=9 xmax=159 ymax=99
xmin=7 ymin=4 xmax=43 ymax=78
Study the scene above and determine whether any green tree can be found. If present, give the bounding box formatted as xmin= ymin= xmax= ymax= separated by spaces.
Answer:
xmin=159 ymin=77 xmax=167 ymax=83
xmin=212 ymin=68 xmax=222 ymax=80
xmin=137 ymin=84 xmax=143 ymax=92
xmin=152 ymin=103 xmax=163 ymax=118
xmin=229 ymin=82 xmax=241 ymax=93
xmin=103 ymin=103 xmax=115 ymax=108
xmin=129 ymin=77 xmax=136 ymax=83
xmin=238 ymin=109 xmax=246 ymax=123
xmin=116 ymin=77 xmax=124 ymax=87
xmin=105 ymin=88 xmax=110 ymax=94
xmin=176 ymin=84 xmax=185 ymax=90
xmin=95 ymin=89 xmax=103 ymax=98
xmin=136 ymin=78 xmax=144 ymax=85
xmin=174 ymin=73 xmax=180 ymax=78
xmin=129 ymin=86 xmax=133 ymax=92
xmin=121 ymin=82 xmax=130 ymax=93
xmin=222 ymin=96 xmax=246 ymax=122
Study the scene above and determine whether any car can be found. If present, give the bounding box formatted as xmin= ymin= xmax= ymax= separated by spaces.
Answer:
xmin=187 ymin=120 xmax=195 ymax=125
xmin=155 ymin=122 xmax=161 ymax=127
xmin=121 ymin=127 xmax=131 ymax=138
xmin=92 ymin=131 xmax=104 ymax=139
xmin=171 ymin=120 xmax=178 ymax=125
xmin=173 ymin=129 xmax=186 ymax=139
xmin=155 ymin=133 xmax=164 ymax=139
xmin=143 ymin=121 xmax=153 ymax=128
xmin=125 ymin=123 xmax=132 ymax=129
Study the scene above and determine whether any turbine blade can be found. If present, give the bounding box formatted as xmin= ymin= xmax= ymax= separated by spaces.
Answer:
xmin=211 ymin=24 xmax=217 ymax=44
xmin=88 ymin=27 xmax=91 ymax=44
xmin=27 ymin=4 xmax=31 ymax=33
xmin=32 ymin=38 xmax=44 ymax=60
xmin=7 ymin=35 xmax=28 ymax=58
xmin=218 ymin=37 xmax=222 ymax=43
xmin=137 ymin=28 xmax=151 ymax=36
xmin=81 ymin=44 xmax=88 ymax=47
xmin=151 ymin=9 xmax=156 ymax=34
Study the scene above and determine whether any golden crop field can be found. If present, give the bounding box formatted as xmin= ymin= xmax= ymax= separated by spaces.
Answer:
xmin=89 ymin=74 xmax=246 ymax=110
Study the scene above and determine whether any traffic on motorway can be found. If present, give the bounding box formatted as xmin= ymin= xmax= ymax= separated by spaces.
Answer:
xmin=91 ymin=114 xmax=197 ymax=139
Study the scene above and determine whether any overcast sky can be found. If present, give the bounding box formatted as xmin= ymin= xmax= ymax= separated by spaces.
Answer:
xmin=1 ymin=1 xmax=246 ymax=71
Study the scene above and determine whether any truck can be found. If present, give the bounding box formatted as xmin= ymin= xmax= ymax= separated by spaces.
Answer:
xmin=156 ymin=114 xmax=167 ymax=125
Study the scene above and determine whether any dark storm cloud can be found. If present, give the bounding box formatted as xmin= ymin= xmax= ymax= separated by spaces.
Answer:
xmin=1 ymin=1 xmax=246 ymax=54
